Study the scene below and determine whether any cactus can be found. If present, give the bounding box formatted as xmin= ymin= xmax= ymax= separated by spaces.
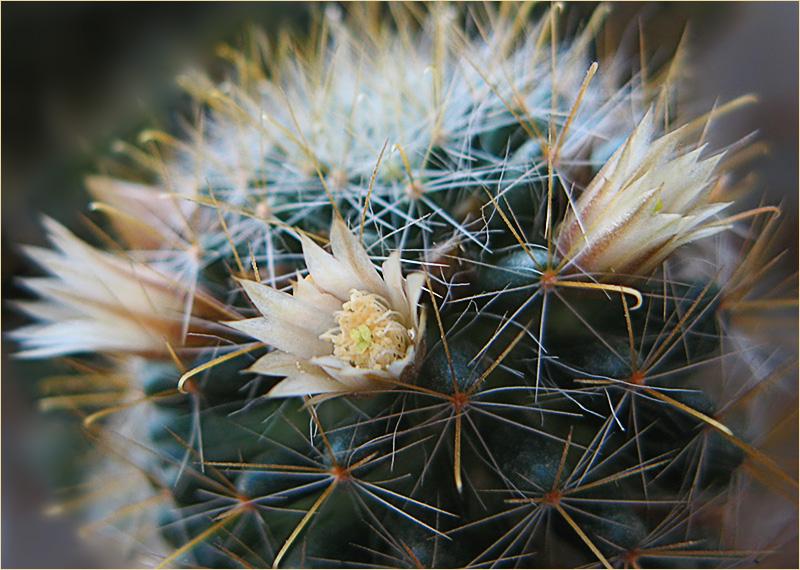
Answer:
xmin=12 ymin=4 xmax=797 ymax=568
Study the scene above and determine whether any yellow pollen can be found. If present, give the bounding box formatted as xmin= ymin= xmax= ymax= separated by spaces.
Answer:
xmin=350 ymin=324 xmax=373 ymax=354
xmin=322 ymin=289 xmax=412 ymax=370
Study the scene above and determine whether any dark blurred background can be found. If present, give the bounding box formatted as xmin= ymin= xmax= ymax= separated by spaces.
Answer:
xmin=2 ymin=2 xmax=797 ymax=567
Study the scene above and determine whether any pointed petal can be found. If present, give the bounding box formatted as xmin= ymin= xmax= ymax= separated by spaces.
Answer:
xmin=311 ymin=355 xmax=390 ymax=390
xmin=225 ymin=317 xmax=330 ymax=359
xmin=381 ymin=252 xmax=407 ymax=314
xmin=292 ymin=275 xmax=342 ymax=314
xmin=330 ymin=217 xmax=387 ymax=296
xmin=237 ymin=279 xmax=334 ymax=335
xmin=404 ymin=272 xmax=426 ymax=326
xmin=248 ymin=351 xmax=323 ymax=376
xmin=266 ymin=373 xmax=346 ymax=398
xmin=300 ymin=232 xmax=362 ymax=300
xmin=85 ymin=175 xmax=184 ymax=248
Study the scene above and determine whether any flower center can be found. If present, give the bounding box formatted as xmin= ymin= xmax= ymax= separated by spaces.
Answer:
xmin=322 ymin=289 xmax=412 ymax=370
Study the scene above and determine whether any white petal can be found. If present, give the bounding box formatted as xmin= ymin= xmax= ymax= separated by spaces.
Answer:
xmin=225 ymin=317 xmax=331 ymax=359
xmin=381 ymin=252 xmax=407 ymax=314
xmin=300 ymin=232 xmax=362 ymax=300
xmin=238 ymin=279 xmax=334 ymax=335
xmin=248 ymin=351 xmax=319 ymax=376
xmin=404 ymin=272 xmax=426 ymax=326
xmin=292 ymin=276 xmax=342 ymax=314
xmin=12 ymin=318 xmax=162 ymax=358
xmin=311 ymin=355 xmax=390 ymax=390
xmin=85 ymin=175 xmax=185 ymax=247
xmin=28 ymin=222 xmax=183 ymax=315
xmin=330 ymin=217 xmax=387 ymax=296
xmin=266 ymin=373 xmax=346 ymax=398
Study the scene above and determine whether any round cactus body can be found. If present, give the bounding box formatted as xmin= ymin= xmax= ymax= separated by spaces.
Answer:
xmin=12 ymin=4 xmax=797 ymax=568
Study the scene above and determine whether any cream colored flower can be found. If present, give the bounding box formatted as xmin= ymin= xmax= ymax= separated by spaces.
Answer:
xmin=85 ymin=175 xmax=190 ymax=250
xmin=556 ymin=110 xmax=731 ymax=276
xmin=226 ymin=218 xmax=426 ymax=398
xmin=13 ymin=218 xmax=192 ymax=357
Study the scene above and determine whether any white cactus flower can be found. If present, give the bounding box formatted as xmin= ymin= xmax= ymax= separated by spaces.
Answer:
xmin=12 ymin=218 xmax=192 ymax=357
xmin=226 ymin=217 xmax=426 ymax=398
xmin=556 ymin=109 xmax=731 ymax=276
xmin=85 ymin=175 xmax=193 ymax=251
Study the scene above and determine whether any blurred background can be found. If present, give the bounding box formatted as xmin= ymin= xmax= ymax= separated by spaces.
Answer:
xmin=2 ymin=2 xmax=797 ymax=567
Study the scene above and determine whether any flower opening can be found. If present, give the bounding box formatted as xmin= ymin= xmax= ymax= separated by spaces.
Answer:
xmin=323 ymin=289 xmax=413 ymax=370
xmin=225 ymin=217 xmax=426 ymax=398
